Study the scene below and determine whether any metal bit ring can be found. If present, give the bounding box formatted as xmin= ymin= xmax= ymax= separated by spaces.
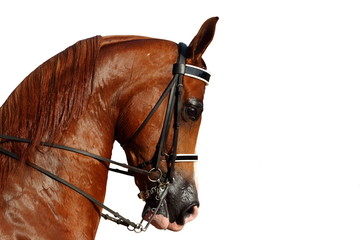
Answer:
xmin=148 ymin=168 xmax=162 ymax=182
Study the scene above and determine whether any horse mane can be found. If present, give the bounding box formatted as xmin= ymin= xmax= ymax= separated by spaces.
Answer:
xmin=0 ymin=34 xmax=153 ymax=181
xmin=1 ymin=36 xmax=101 ymax=154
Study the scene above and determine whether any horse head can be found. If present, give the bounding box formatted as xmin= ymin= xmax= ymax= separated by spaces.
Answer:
xmin=111 ymin=17 xmax=218 ymax=231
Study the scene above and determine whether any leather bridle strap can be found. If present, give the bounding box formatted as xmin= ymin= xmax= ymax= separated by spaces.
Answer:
xmin=0 ymin=134 xmax=148 ymax=176
xmin=164 ymin=42 xmax=187 ymax=181
xmin=121 ymin=78 xmax=177 ymax=148
xmin=0 ymin=143 xmax=140 ymax=230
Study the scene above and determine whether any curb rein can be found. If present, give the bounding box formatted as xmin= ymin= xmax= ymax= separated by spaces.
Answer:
xmin=0 ymin=42 xmax=210 ymax=233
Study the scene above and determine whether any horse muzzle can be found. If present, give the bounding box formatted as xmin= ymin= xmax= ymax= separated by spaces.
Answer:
xmin=141 ymin=174 xmax=199 ymax=231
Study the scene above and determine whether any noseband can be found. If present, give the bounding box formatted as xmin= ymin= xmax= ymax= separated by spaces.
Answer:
xmin=0 ymin=42 xmax=210 ymax=233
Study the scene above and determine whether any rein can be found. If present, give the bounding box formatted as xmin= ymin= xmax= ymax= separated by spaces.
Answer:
xmin=0 ymin=42 xmax=210 ymax=233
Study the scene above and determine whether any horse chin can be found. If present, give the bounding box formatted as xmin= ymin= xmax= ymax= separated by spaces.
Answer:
xmin=143 ymin=206 xmax=199 ymax=231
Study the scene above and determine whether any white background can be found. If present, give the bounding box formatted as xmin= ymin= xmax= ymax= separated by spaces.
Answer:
xmin=1 ymin=1 xmax=360 ymax=239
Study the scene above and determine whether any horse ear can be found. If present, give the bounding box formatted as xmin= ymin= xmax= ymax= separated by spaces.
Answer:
xmin=188 ymin=17 xmax=219 ymax=63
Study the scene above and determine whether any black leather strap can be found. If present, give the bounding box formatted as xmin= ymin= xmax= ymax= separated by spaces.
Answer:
xmin=165 ymin=42 xmax=187 ymax=182
xmin=0 ymin=144 xmax=139 ymax=228
xmin=185 ymin=65 xmax=211 ymax=83
xmin=174 ymin=154 xmax=198 ymax=162
xmin=121 ymin=76 xmax=177 ymax=147
xmin=0 ymin=134 xmax=148 ymax=176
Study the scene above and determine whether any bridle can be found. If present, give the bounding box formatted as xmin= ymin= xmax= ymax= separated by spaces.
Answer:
xmin=0 ymin=42 xmax=210 ymax=233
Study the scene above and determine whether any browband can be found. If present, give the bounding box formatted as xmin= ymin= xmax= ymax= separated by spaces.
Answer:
xmin=184 ymin=65 xmax=211 ymax=84
xmin=172 ymin=49 xmax=211 ymax=85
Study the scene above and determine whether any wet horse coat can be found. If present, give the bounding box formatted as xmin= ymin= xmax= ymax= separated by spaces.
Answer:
xmin=0 ymin=17 xmax=218 ymax=239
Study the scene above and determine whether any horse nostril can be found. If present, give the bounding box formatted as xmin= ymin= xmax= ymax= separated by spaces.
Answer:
xmin=186 ymin=206 xmax=195 ymax=215
xmin=174 ymin=203 xmax=200 ymax=226
xmin=182 ymin=202 xmax=200 ymax=220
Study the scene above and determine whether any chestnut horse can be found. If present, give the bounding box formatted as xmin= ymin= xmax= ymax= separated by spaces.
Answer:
xmin=0 ymin=17 xmax=218 ymax=239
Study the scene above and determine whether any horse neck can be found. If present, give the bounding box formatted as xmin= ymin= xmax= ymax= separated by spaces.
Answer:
xmin=0 ymin=49 xmax=118 ymax=239
xmin=0 ymin=110 xmax=112 ymax=239
xmin=0 ymin=87 xmax=118 ymax=239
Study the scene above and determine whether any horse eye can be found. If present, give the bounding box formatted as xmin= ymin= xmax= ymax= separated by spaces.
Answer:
xmin=183 ymin=98 xmax=203 ymax=121
xmin=186 ymin=107 xmax=198 ymax=120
